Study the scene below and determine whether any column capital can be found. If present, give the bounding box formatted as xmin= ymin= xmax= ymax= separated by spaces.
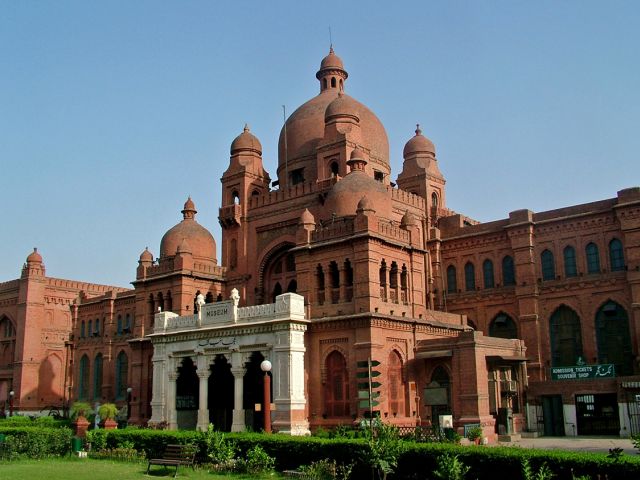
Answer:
xmin=168 ymin=372 xmax=179 ymax=382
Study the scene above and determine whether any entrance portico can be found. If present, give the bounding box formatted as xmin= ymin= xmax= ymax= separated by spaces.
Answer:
xmin=147 ymin=290 xmax=310 ymax=435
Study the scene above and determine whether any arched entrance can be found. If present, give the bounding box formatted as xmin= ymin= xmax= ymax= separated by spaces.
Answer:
xmin=428 ymin=366 xmax=451 ymax=426
xmin=208 ymin=355 xmax=234 ymax=431
xmin=176 ymin=357 xmax=198 ymax=429
xmin=243 ymin=352 xmax=272 ymax=431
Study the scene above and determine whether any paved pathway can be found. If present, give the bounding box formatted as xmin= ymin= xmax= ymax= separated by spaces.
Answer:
xmin=498 ymin=436 xmax=637 ymax=455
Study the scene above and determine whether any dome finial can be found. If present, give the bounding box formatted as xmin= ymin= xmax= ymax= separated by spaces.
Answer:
xmin=244 ymin=123 xmax=249 ymax=133
xmin=182 ymin=197 xmax=197 ymax=220
xmin=415 ymin=124 xmax=422 ymax=136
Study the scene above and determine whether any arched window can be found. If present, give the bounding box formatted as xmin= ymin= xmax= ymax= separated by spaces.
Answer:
xmin=541 ymin=249 xmax=555 ymax=281
xmin=117 ymin=315 xmax=122 ymax=335
xmin=80 ymin=321 xmax=86 ymax=338
xmin=379 ymin=260 xmax=387 ymax=301
xmin=482 ymin=259 xmax=495 ymax=288
xmin=0 ymin=316 xmax=16 ymax=367
xmin=586 ymin=243 xmax=600 ymax=274
xmin=549 ymin=306 xmax=583 ymax=367
xmin=339 ymin=79 xmax=343 ymax=90
xmin=78 ymin=355 xmax=90 ymax=400
xmin=287 ymin=279 xmax=297 ymax=293
xmin=232 ymin=190 xmax=240 ymax=205
xmin=344 ymin=260 xmax=354 ymax=302
xmin=502 ymin=256 xmax=516 ymax=286
xmin=93 ymin=353 xmax=103 ymax=400
xmin=389 ymin=262 xmax=398 ymax=289
xmin=329 ymin=261 xmax=340 ymax=304
xmin=115 ymin=351 xmax=128 ymax=400
xmin=177 ymin=357 xmax=199 ymax=411
xmin=125 ymin=314 xmax=131 ymax=333
xmin=324 ymin=351 xmax=349 ymax=417
xmin=464 ymin=262 xmax=475 ymax=291
xmin=596 ymin=301 xmax=633 ymax=375
xmin=285 ymin=253 xmax=296 ymax=272
xmin=330 ymin=161 xmax=339 ymax=177
xmin=489 ymin=313 xmax=518 ymax=339
xmin=216 ymin=293 xmax=223 ymax=302
xmin=446 ymin=265 xmax=457 ymax=294
xmin=431 ymin=192 xmax=438 ymax=208
xmin=317 ymin=265 xmax=325 ymax=305
xmin=157 ymin=292 xmax=164 ymax=312
xmin=609 ymin=239 xmax=624 ymax=271
xmin=323 ymin=78 xmax=328 ymax=90
xmin=563 ymin=246 xmax=577 ymax=278
xmin=467 ymin=319 xmax=477 ymax=330
xmin=400 ymin=264 xmax=408 ymax=303
xmin=331 ymin=77 xmax=336 ymax=88
xmin=388 ymin=351 xmax=405 ymax=416
xmin=87 ymin=320 xmax=92 ymax=338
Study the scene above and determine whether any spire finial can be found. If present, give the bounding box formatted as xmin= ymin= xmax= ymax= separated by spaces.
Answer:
xmin=415 ymin=124 xmax=422 ymax=136
xmin=243 ymin=123 xmax=249 ymax=133
xmin=329 ymin=26 xmax=333 ymax=52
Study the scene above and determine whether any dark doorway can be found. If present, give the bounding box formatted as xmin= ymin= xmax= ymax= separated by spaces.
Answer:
xmin=208 ymin=355 xmax=234 ymax=432
xmin=176 ymin=357 xmax=199 ymax=429
xmin=243 ymin=352 xmax=272 ymax=431
xmin=541 ymin=395 xmax=565 ymax=436
xmin=429 ymin=366 xmax=451 ymax=425
xmin=576 ymin=393 xmax=619 ymax=435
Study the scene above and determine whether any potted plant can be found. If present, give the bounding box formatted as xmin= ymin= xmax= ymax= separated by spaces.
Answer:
xmin=98 ymin=403 xmax=119 ymax=430
xmin=70 ymin=401 xmax=93 ymax=438
xmin=466 ymin=425 xmax=484 ymax=445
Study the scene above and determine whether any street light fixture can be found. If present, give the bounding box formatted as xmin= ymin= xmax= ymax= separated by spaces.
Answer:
xmin=260 ymin=360 xmax=272 ymax=433
xmin=9 ymin=390 xmax=14 ymax=417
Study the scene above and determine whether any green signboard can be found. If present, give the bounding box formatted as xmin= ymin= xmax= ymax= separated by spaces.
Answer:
xmin=551 ymin=364 xmax=615 ymax=381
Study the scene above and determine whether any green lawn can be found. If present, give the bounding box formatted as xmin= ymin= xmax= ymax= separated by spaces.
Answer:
xmin=0 ymin=458 xmax=285 ymax=480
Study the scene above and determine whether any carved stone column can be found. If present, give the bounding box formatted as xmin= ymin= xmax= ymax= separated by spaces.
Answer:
xmin=149 ymin=344 xmax=166 ymax=426
xmin=230 ymin=351 xmax=246 ymax=432
xmin=167 ymin=372 xmax=178 ymax=430
xmin=196 ymin=363 xmax=210 ymax=431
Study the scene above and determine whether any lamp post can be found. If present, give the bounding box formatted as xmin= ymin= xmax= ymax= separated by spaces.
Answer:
xmin=260 ymin=360 xmax=272 ymax=433
xmin=9 ymin=390 xmax=14 ymax=417
xmin=126 ymin=387 xmax=132 ymax=422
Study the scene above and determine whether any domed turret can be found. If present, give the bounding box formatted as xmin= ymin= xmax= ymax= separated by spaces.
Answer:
xmin=230 ymin=124 xmax=262 ymax=156
xmin=403 ymin=124 xmax=435 ymax=158
xmin=324 ymin=93 xmax=360 ymax=123
xmin=26 ymin=247 xmax=42 ymax=264
xmin=324 ymin=151 xmax=391 ymax=218
xmin=139 ymin=247 xmax=153 ymax=263
xmin=160 ymin=198 xmax=216 ymax=263
xmin=316 ymin=46 xmax=348 ymax=92
xmin=401 ymin=210 xmax=417 ymax=228
xmin=356 ymin=195 xmax=375 ymax=213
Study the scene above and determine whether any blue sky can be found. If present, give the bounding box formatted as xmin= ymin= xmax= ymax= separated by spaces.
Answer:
xmin=1 ymin=1 xmax=638 ymax=287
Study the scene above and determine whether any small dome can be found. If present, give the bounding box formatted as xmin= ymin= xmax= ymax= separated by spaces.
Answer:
xmin=325 ymin=171 xmax=390 ymax=218
xmin=26 ymin=248 xmax=42 ymax=263
xmin=300 ymin=208 xmax=315 ymax=225
xmin=139 ymin=247 xmax=153 ymax=262
xmin=318 ymin=47 xmax=346 ymax=74
xmin=403 ymin=124 xmax=435 ymax=158
xmin=350 ymin=148 xmax=366 ymax=161
xmin=401 ymin=211 xmax=417 ymax=227
xmin=230 ymin=124 xmax=262 ymax=156
xmin=356 ymin=195 xmax=375 ymax=213
xmin=324 ymin=93 xmax=360 ymax=122
xmin=160 ymin=198 xmax=216 ymax=261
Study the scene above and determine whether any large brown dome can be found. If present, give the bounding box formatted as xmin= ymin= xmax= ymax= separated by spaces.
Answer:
xmin=160 ymin=198 xmax=217 ymax=262
xmin=277 ymin=49 xmax=389 ymax=183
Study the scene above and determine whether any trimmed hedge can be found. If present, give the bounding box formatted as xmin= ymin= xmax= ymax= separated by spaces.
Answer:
xmin=84 ymin=429 xmax=640 ymax=480
xmin=0 ymin=426 xmax=74 ymax=458
xmin=0 ymin=415 xmax=71 ymax=429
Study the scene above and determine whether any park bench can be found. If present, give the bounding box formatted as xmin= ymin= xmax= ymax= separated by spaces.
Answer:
xmin=146 ymin=444 xmax=196 ymax=478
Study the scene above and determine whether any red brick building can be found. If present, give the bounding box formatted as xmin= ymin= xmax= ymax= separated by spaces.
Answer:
xmin=1 ymin=48 xmax=638 ymax=440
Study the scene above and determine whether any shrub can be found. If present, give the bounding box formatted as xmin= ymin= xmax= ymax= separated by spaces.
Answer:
xmin=235 ymin=445 xmax=275 ymax=474
xmin=433 ymin=454 xmax=471 ymax=480
xmin=98 ymin=403 xmax=118 ymax=420
xmin=299 ymin=458 xmax=353 ymax=480
xmin=205 ymin=424 xmax=237 ymax=466
xmin=0 ymin=426 xmax=73 ymax=458
xmin=466 ymin=426 xmax=483 ymax=442
xmin=70 ymin=401 xmax=93 ymax=419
